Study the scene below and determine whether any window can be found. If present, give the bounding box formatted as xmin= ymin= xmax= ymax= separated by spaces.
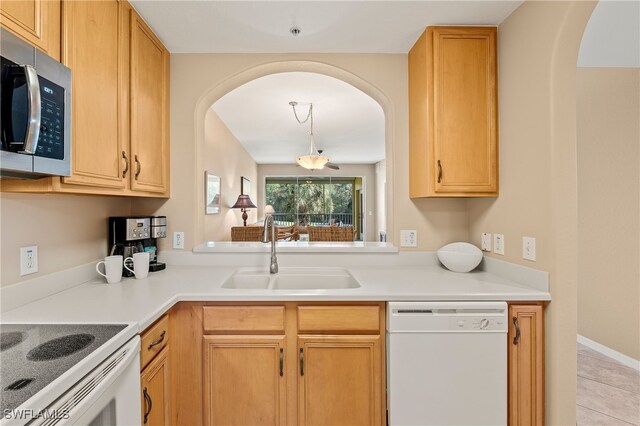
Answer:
xmin=265 ymin=176 xmax=363 ymax=239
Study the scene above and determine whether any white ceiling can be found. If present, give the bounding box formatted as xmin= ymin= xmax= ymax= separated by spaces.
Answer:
xmin=130 ymin=1 xmax=523 ymax=53
xmin=212 ymin=72 xmax=385 ymax=164
xmin=578 ymin=0 xmax=640 ymax=68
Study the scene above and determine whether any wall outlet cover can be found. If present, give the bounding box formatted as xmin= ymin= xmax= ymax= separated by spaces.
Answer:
xmin=481 ymin=233 xmax=492 ymax=251
xmin=173 ymin=232 xmax=185 ymax=249
xmin=493 ymin=234 xmax=505 ymax=255
xmin=20 ymin=245 xmax=39 ymax=276
xmin=522 ymin=236 xmax=536 ymax=261
xmin=400 ymin=230 xmax=417 ymax=247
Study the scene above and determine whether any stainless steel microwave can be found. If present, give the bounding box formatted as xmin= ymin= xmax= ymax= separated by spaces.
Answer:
xmin=1 ymin=28 xmax=71 ymax=179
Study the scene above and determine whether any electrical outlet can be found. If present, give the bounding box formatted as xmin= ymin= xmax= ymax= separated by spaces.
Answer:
xmin=522 ymin=237 xmax=536 ymax=261
xmin=493 ymin=234 xmax=505 ymax=255
xmin=400 ymin=230 xmax=417 ymax=247
xmin=173 ymin=232 xmax=185 ymax=249
xmin=481 ymin=233 xmax=492 ymax=251
xmin=20 ymin=245 xmax=38 ymax=276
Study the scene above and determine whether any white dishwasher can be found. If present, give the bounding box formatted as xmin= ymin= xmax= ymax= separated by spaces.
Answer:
xmin=387 ymin=301 xmax=508 ymax=426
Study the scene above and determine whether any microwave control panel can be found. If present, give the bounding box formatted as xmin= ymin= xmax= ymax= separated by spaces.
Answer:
xmin=35 ymin=76 xmax=65 ymax=160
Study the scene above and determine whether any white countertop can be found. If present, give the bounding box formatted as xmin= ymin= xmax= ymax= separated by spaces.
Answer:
xmin=1 ymin=261 xmax=550 ymax=332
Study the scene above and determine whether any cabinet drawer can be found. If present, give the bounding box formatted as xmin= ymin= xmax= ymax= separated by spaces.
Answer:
xmin=203 ymin=306 xmax=285 ymax=333
xmin=297 ymin=306 xmax=380 ymax=333
xmin=140 ymin=315 xmax=169 ymax=370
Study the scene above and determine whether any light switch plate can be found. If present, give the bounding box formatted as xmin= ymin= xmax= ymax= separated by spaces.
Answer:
xmin=400 ymin=230 xmax=417 ymax=247
xmin=20 ymin=245 xmax=38 ymax=276
xmin=493 ymin=234 xmax=505 ymax=255
xmin=481 ymin=233 xmax=492 ymax=251
xmin=522 ymin=236 xmax=536 ymax=261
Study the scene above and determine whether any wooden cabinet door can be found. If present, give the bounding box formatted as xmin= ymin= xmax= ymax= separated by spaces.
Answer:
xmin=129 ymin=10 xmax=169 ymax=194
xmin=61 ymin=0 xmax=126 ymax=189
xmin=298 ymin=335 xmax=382 ymax=426
xmin=0 ymin=0 xmax=60 ymax=60
xmin=409 ymin=26 xmax=498 ymax=197
xmin=141 ymin=346 xmax=170 ymax=426
xmin=203 ymin=335 xmax=287 ymax=426
xmin=432 ymin=27 xmax=497 ymax=195
xmin=508 ymin=304 xmax=544 ymax=426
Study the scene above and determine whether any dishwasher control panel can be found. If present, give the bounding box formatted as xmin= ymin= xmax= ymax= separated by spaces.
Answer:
xmin=452 ymin=316 xmax=505 ymax=331
xmin=387 ymin=301 xmax=508 ymax=332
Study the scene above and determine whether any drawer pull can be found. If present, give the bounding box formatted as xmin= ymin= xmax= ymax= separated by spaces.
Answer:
xmin=279 ymin=348 xmax=284 ymax=377
xmin=437 ymin=160 xmax=443 ymax=183
xmin=299 ymin=348 xmax=304 ymax=376
xmin=512 ymin=317 xmax=521 ymax=345
xmin=143 ymin=387 xmax=152 ymax=424
xmin=147 ymin=330 xmax=166 ymax=350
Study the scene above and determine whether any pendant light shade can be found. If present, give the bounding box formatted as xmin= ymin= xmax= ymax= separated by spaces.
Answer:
xmin=296 ymin=154 xmax=329 ymax=170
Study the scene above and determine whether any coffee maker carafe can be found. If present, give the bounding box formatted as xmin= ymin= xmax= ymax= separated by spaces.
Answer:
xmin=109 ymin=217 xmax=151 ymax=277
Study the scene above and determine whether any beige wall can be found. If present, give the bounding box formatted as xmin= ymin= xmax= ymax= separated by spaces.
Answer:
xmin=138 ymin=53 xmax=469 ymax=251
xmin=256 ymin=163 xmax=377 ymax=241
xmin=375 ymin=159 xmax=387 ymax=237
xmin=0 ymin=194 xmax=131 ymax=286
xmin=467 ymin=1 xmax=596 ymax=424
xmin=577 ymin=67 xmax=640 ymax=360
xmin=201 ymin=110 xmax=258 ymax=242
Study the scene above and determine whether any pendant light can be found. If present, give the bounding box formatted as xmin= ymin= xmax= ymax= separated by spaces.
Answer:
xmin=290 ymin=102 xmax=329 ymax=170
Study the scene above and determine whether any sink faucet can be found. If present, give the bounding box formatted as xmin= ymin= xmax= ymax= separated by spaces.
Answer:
xmin=262 ymin=214 xmax=278 ymax=274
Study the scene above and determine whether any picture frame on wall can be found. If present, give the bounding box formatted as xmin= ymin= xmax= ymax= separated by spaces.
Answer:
xmin=205 ymin=172 xmax=221 ymax=214
xmin=241 ymin=176 xmax=250 ymax=195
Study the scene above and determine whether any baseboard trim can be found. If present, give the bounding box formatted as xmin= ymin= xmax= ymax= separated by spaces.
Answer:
xmin=578 ymin=335 xmax=640 ymax=371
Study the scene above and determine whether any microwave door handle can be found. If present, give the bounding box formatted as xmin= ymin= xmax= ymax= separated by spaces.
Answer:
xmin=20 ymin=65 xmax=41 ymax=155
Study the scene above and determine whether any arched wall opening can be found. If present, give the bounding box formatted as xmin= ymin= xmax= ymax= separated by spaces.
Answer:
xmin=191 ymin=61 xmax=395 ymax=246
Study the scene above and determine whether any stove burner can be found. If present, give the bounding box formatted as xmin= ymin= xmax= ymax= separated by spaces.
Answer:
xmin=0 ymin=332 xmax=26 ymax=351
xmin=27 ymin=334 xmax=95 ymax=361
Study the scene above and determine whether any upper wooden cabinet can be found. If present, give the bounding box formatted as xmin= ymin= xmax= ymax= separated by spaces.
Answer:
xmin=0 ymin=0 xmax=170 ymax=198
xmin=409 ymin=26 xmax=498 ymax=197
xmin=0 ymin=0 xmax=61 ymax=60
xmin=508 ymin=303 xmax=544 ymax=426
xmin=129 ymin=11 xmax=170 ymax=194
xmin=61 ymin=0 xmax=126 ymax=189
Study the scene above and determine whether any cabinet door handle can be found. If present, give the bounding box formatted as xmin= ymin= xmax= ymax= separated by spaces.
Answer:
xmin=143 ymin=387 xmax=152 ymax=424
xmin=135 ymin=155 xmax=141 ymax=180
xmin=437 ymin=160 xmax=443 ymax=183
xmin=122 ymin=151 xmax=129 ymax=178
xmin=279 ymin=347 xmax=284 ymax=377
xmin=299 ymin=348 xmax=304 ymax=376
xmin=147 ymin=330 xmax=165 ymax=350
xmin=513 ymin=316 xmax=521 ymax=345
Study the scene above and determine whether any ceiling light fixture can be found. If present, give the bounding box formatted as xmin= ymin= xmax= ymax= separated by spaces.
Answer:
xmin=290 ymin=101 xmax=329 ymax=171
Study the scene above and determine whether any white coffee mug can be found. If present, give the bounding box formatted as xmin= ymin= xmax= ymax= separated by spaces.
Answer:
xmin=124 ymin=252 xmax=150 ymax=279
xmin=96 ymin=255 xmax=123 ymax=284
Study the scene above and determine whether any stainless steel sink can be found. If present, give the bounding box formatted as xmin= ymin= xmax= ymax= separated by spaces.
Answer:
xmin=221 ymin=267 xmax=361 ymax=290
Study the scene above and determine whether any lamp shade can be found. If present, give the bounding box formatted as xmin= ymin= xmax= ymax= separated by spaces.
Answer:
xmin=231 ymin=194 xmax=257 ymax=210
xmin=296 ymin=154 xmax=329 ymax=170
xmin=265 ymin=205 xmax=275 ymax=214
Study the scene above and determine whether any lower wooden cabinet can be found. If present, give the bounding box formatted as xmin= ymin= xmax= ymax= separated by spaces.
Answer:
xmin=298 ymin=335 xmax=382 ymax=426
xmin=193 ymin=302 xmax=386 ymax=426
xmin=508 ymin=303 xmax=544 ymax=426
xmin=203 ymin=336 xmax=286 ymax=426
xmin=140 ymin=346 xmax=170 ymax=426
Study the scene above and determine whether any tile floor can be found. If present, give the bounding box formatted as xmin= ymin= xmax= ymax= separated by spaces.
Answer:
xmin=577 ymin=343 xmax=640 ymax=425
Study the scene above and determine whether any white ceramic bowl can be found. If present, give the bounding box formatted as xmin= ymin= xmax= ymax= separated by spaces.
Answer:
xmin=437 ymin=242 xmax=483 ymax=273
